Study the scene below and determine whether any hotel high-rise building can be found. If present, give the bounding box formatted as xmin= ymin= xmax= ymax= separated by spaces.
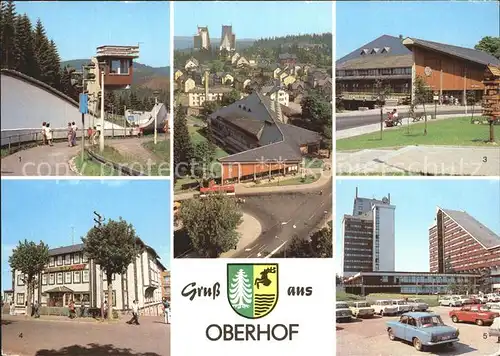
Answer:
xmin=341 ymin=188 xmax=396 ymax=277
xmin=429 ymin=207 xmax=500 ymax=290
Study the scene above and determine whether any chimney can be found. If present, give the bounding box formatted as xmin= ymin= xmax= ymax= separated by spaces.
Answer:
xmin=204 ymin=71 xmax=209 ymax=99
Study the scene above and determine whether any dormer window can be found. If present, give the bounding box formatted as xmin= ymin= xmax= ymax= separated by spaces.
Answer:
xmin=381 ymin=47 xmax=391 ymax=54
xmin=360 ymin=49 xmax=369 ymax=55
xmin=371 ymin=48 xmax=380 ymax=54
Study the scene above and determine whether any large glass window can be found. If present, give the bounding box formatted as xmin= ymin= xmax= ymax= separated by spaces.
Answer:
xmin=110 ymin=59 xmax=130 ymax=75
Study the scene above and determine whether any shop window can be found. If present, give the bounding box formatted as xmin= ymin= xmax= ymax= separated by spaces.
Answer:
xmin=73 ymin=271 xmax=81 ymax=283
xmin=16 ymin=293 xmax=25 ymax=305
xmin=49 ymin=273 xmax=55 ymax=285
xmin=57 ymin=273 xmax=63 ymax=284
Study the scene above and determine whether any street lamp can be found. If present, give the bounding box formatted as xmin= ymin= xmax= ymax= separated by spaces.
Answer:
xmin=153 ymin=90 xmax=160 ymax=145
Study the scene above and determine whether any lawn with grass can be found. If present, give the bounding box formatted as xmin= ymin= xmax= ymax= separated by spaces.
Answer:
xmin=252 ymin=174 xmax=320 ymax=187
xmin=303 ymin=156 xmax=324 ymax=168
xmin=74 ymin=150 xmax=118 ymax=176
xmin=337 ymin=116 xmax=499 ymax=151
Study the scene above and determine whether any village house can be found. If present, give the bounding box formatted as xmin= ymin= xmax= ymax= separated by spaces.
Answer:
xmin=174 ymin=69 xmax=184 ymax=81
xmin=261 ymin=84 xmax=290 ymax=107
xmin=279 ymin=53 xmax=298 ymax=67
xmin=231 ymin=52 xmax=241 ymax=65
xmin=184 ymin=57 xmax=199 ymax=71
xmin=235 ymin=56 xmax=250 ymax=68
xmin=11 ymin=240 xmax=167 ymax=315
xmin=184 ymin=77 xmax=196 ymax=93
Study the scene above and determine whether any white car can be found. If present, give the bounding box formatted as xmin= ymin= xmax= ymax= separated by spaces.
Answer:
xmin=474 ymin=295 xmax=488 ymax=303
xmin=370 ymin=300 xmax=398 ymax=316
xmin=439 ymin=296 xmax=462 ymax=307
xmin=486 ymin=302 xmax=500 ymax=312
xmin=407 ymin=298 xmax=429 ymax=312
xmin=487 ymin=294 xmax=500 ymax=302
xmin=454 ymin=295 xmax=473 ymax=305
xmin=391 ymin=299 xmax=411 ymax=313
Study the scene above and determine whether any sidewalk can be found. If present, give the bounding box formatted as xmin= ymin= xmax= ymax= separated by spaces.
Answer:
xmin=336 ymin=114 xmax=459 ymax=140
xmin=221 ymin=213 xmax=262 ymax=258
xmin=336 ymin=104 xmax=480 ymax=117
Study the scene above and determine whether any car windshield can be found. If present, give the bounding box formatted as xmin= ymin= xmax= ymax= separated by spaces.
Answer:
xmin=357 ymin=302 xmax=370 ymax=308
xmin=337 ymin=303 xmax=348 ymax=309
xmin=419 ymin=316 xmax=444 ymax=327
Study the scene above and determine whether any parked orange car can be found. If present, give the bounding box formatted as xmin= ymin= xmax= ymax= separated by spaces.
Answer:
xmin=449 ymin=304 xmax=499 ymax=326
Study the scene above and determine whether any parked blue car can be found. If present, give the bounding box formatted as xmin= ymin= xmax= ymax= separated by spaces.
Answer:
xmin=386 ymin=312 xmax=459 ymax=352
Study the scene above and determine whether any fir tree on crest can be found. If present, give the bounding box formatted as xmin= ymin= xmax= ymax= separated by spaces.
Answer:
xmin=229 ymin=269 xmax=252 ymax=309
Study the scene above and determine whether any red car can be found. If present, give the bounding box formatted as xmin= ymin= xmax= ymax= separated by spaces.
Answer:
xmin=449 ymin=304 xmax=499 ymax=326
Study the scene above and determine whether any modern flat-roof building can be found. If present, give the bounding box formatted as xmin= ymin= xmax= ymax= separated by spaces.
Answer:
xmin=208 ymin=92 xmax=322 ymax=183
xmin=341 ymin=188 xmax=396 ymax=277
xmin=336 ymin=34 xmax=500 ymax=108
xmin=344 ymin=271 xmax=479 ymax=296
xmin=429 ymin=207 xmax=500 ymax=291
xmin=12 ymin=240 xmax=167 ymax=315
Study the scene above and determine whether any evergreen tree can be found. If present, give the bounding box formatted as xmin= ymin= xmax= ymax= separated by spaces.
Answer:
xmin=33 ymin=18 xmax=51 ymax=83
xmin=13 ymin=14 xmax=36 ymax=77
xmin=173 ymin=105 xmax=193 ymax=178
xmin=1 ymin=0 xmax=16 ymax=68
xmin=60 ymin=65 xmax=79 ymax=101
xmin=129 ymin=91 xmax=140 ymax=110
xmin=47 ymin=39 xmax=61 ymax=90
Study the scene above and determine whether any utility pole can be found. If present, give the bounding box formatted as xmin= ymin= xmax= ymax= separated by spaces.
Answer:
xmin=93 ymin=211 xmax=104 ymax=319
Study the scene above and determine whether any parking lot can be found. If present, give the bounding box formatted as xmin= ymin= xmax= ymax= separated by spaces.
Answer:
xmin=337 ymin=306 xmax=500 ymax=355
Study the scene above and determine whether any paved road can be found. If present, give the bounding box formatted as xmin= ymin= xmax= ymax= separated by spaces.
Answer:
xmin=1 ymin=314 xmax=170 ymax=356
xmin=337 ymin=109 xmax=466 ymax=131
xmin=232 ymin=179 xmax=332 ymax=258
xmin=337 ymin=306 xmax=500 ymax=356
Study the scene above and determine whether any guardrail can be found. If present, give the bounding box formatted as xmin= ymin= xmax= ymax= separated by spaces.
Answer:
xmin=85 ymin=148 xmax=146 ymax=176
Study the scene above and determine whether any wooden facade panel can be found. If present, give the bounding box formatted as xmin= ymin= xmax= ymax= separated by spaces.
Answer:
xmin=222 ymin=162 xmax=298 ymax=180
xmin=414 ymin=47 xmax=485 ymax=91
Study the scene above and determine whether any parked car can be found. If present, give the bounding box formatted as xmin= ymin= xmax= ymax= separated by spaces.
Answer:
xmin=336 ymin=302 xmax=353 ymax=323
xmin=439 ymin=296 xmax=462 ymax=307
xmin=453 ymin=295 xmax=473 ymax=305
xmin=371 ymin=300 xmax=398 ymax=316
xmin=407 ymin=298 xmax=429 ymax=312
xmin=449 ymin=304 xmax=500 ymax=326
xmin=386 ymin=312 xmax=459 ymax=352
xmin=486 ymin=303 xmax=500 ymax=312
xmin=392 ymin=299 xmax=411 ymax=314
xmin=475 ymin=295 xmax=489 ymax=304
xmin=349 ymin=301 xmax=375 ymax=318
xmin=487 ymin=294 xmax=500 ymax=302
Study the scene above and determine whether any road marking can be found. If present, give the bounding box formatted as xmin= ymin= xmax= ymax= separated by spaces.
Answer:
xmin=308 ymin=213 xmax=316 ymax=220
xmin=265 ymin=241 xmax=288 ymax=258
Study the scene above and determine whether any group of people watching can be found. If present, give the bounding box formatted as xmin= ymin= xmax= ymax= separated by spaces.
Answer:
xmin=41 ymin=122 xmax=53 ymax=146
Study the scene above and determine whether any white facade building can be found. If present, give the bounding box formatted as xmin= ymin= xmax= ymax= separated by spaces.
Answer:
xmin=12 ymin=241 xmax=167 ymax=315
xmin=372 ymin=202 xmax=396 ymax=272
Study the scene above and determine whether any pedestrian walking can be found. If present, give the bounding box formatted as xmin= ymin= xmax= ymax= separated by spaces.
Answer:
xmin=103 ymin=300 xmax=108 ymax=319
xmin=41 ymin=122 xmax=47 ymax=145
xmin=163 ymin=298 xmax=170 ymax=324
xmin=45 ymin=123 xmax=53 ymax=146
xmin=33 ymin=300 xmax=40 ymax=318
xmin=68 ymin=300 xmax=76 ymax=319
xmin=67 ymin=122 xmax=73 ymax=146
xmin=71 ymin=121 xmax=77 ymax=146
xmin=127 ymin=300 xmax=140 ymax=325
xmin=9 ymin=300 xmax=15 ymax=315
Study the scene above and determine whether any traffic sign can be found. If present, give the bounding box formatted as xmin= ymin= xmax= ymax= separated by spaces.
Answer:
xmin=79 ymin=93 xmax=88 ymax=114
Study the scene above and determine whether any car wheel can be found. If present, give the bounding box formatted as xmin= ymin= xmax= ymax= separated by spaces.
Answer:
xmin=451 ymin=315 xmax=459 ymax=323
xmin=413 ymin=337 xmax=423 ymax=352
xmin=388 ymin=328 xmax=396 ymax=341
xmin=476 ymin=319 xmax=484 ymax=326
